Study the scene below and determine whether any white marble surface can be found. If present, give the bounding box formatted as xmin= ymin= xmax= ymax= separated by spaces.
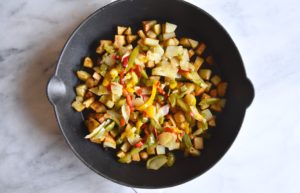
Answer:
xmin=0 ymin=0 xmax=299 ymax=193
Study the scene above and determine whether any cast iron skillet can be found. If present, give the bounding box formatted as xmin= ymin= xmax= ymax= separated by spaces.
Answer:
xmin=47 ymin=0 xmax=254 ymax=188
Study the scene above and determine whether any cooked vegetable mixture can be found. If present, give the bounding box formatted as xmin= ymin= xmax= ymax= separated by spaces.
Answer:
xmin=72 ymin=21 xmax=228 ymax=170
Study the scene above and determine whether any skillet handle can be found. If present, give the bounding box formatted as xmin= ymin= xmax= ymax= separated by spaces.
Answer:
xmin=243 ymin=78 xmax=255 ymax=108
xmin=47 ymin=75 xmax=66 ymax=106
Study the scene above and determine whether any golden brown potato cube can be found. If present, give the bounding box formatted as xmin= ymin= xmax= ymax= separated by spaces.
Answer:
xmin=217 ymin=82 xmax=228 ymax=97
xmin=85 ymin=77 xmax=97 ymax=88
xmin=117 ymin=151 xmax=126 ymax=158
xmin=117 ymin=26 xmax=127 ymax=35
xmin=137 ymin=30 xmax=146 ymax=39
xmin=162 ymin=32 xmax=176 ymax=40
xmin=124 ymin=27 xmax=132 ymax=35
xmin=114 ymin=35 xmax=126 ymax=48
xmin=71 ymin=100 xmax=85 ymax=112
xmin=85 ymin=117 xmax=100 ymax=133
xmin=126 ymin=35 xmax=137 ymax=44
xmin=103 ymin=135 xmax=117 ymax=149
xmin=163 ymin=22 xmax=177 ymax=33
xmin=153 ymin=24 xmax=161 ymax=35
xmin=194 ymin=57 xmax=204 ymax=71
xmin=92 ymin=72 xmax=101 ymax=81
xmin=188 ymin=49 xmax=195 ymax=58
xmin=131 ymin=153 xmax=141 ymax=161
xmin=206 ymin=55 xmax=214 ymax=64
xmin=209 ymin=89 xmax=218 ymax=97
xmin=146 ymin=30 xmax=157 ymax=39
xmin=83 ymin=97 xmax=95 ymax=108
xmin=76 ymin=84 xmax=87 ymax=97
xmin=174 ymin=111 xmax=186 ymax=123
xmin=144 ymin=38 xmax=159 ymax=46
xmin=139 ymin=151 xmax=148 ymax=160
xmin=75 ymin=96 xmax=83 ymax=102
xmin=179 ymin=37 xmax=191 ymax=47
xmin=162 ymin=38 xmax=179 ymax=47
xmin=83 ymin=57 xmax=93 ymax=68
xmin=208 ymin=117 xmax=216 ymax=127
xmin=121 ymin=141 xmax=131 ymax=152
xmin=195 ymin=42 xmax=206 ymax=56
xmin=90 ymin=101 xmax=106 ymax=113
xmin=205 ymin=81 xmax=212 ymax=92
xmin=76 ymin=70 xmax=91 ymax=81
xmin=193 ymin=137 xmax=204 ymax=150
xmin=96 ymin=40 xmax=112 ymax=54
xmin=147 ymin=146 xmax=156 ymax=155
xmin=194 ymin=85 xmax=205 ymax=96
xmin=188 ymin=39 xmax=199 ymax=49
xmin=210 ymin=104 xmax=222 ymax=112
xmin=142 ymin=20 xmax=157 ymax=32
xmin=84 ymin=91 xmax=94 ymax=99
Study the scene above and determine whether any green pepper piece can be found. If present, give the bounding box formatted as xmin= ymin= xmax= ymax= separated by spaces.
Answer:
xmin=176 ymin=98 xmax=189 ymax=112
xmin=125 ymin=46 xmax=139 ymax=72
xmin=183 ymin=133 xmax=192 ymax=149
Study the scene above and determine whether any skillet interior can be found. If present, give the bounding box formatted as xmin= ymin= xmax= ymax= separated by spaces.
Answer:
xmin=47 ymin=0 xmax=254 ymax=188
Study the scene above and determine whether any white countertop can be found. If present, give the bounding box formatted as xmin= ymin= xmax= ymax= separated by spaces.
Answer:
xmin=1 ymin=0 xmax=299 ymax=193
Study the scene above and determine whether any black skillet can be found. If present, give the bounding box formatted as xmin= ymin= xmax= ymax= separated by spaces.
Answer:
xmin=47 ymin=0 xmax=254 ymax=188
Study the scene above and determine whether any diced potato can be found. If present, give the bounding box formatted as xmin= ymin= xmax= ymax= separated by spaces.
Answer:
xmin=126 ymin=35 xmax=137 ymax=44
xmin=137 ymin=30 xmax=146 ymax=39
xmin=85 ymin=77 xmax=97 ymax=88
xmin=83 ymin=57 xmax=93 ymax=68
xmin=147 ymin=146 xmax=156 ymax=155
xmin=174 ymin=111 xmax=185 ymax=123
xmin=205 ymin=81 xmax=212 ymax=92
xmin=92 ymin=72 xmax=101 ymax=81
xmin=117 ymin=150 xmax=126 ymax=158
xmin=72 ymin=100 xmax=85 ymax=112
xmin=210 ymin=89 xmax=218 ymax=97
xmin=103 ymin=135 xmax=116 ymax=149
xmin=76 ymin=70 xmax=91 ymax=81
xmin=83 ymin=97 xmax=95 ymax=108
xmin=85 ymin=117 xmax=100 ymax=133
xmin=194 ymin=85 xmax=205 ymax=96
xmin=195 ymin=42 xmax=206 ymax=56
xmin=194 ymin=57 xmax=204 ymax=71
xmin=124 ymin=27 xmax=132 ymax=35
xmin=189 ymin=147 xmax=200 ymax=156
xmin=162 ymin=32 xmax=176 ymax=40
xmin=76 ymin=84 xmax=87 ymax=97
xmin=193 ymin=137 xmax=204 ymax=150
xmin=146 ymin=30 xmax=157 ymax=39
xmin=144 ymin=38 xmax=159 ymax=46
xmin=188 ymin=49 xmax=195 ymax=58
xmin=117 ymin=26 xmax=127 ymax=35
xmin=84 ymin=91 xmax=94 ymax=99
xmin=188 ymin=39 xmax=199 ymax=49
xmin=75 ymin=96 xmax=83 ymax=102
xmin=199 ymin=69 xmax=212 ymax=80
xmin=217 ymin=82 xmax=228 ymax=97
xmin=211 ymin=75 xmax=221 ymax=86
xmin=140 ymin=151 xmax=148 ymax=160
xmin=132 ymin=153 xmax=141 ymax=161
xmin=96 ymin=40 xmax=112 ymax=54
xmin=163 ymin=22 xmax=177 ymax=33
xmin=208 ymin=117 xmax=216 ymax=127
xmin=100 ymin=95 xmax=114 ymax=108
xmin=162 ymin=38 xmax=179 ymax=47
xmin=114 ymin=35 xmax=126 ymax=48
xmin=121 ymin=141 xmax=131 ymax=152
xmin=179 ymin=38 xmax=191 ymax=47
xmin=206 ymin=55 xmax=214 ymax=64
xmin=90 ymin=101 xmax=106 ymax=113
xmin=210 ymin=103 xmax=222 ymax=112
xmin=153 ymin=24 xmax=161 ymax=35
xmin=142 ymin=20 xmax=157 ymax=32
